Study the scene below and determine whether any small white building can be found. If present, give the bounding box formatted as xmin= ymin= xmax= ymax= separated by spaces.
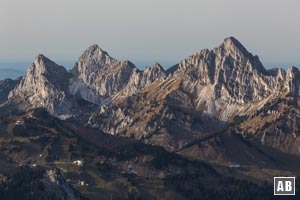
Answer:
xmin=78 ymin=181 xmax=88 ymax=186
xmin=73 ymin=160 xmax=83 ymax=167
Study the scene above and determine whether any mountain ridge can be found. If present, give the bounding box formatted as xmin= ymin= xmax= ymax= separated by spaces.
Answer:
xmin=1 ymin=37 xmax=300 ymax=199
xmin=1 ymin=36 xmax=300 ymax=151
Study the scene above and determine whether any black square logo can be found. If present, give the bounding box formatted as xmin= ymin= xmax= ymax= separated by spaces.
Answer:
xmin=274 ymin=177 xmax=295 ymax=195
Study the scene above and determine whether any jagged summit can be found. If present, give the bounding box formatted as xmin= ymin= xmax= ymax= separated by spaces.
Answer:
xmin=69 ymin=44 xmax=138 ymax=101
xmin=1 ymin=37 xmax=300 ymax=184
xmin=222 ymin=36 xmax=249 ymax=53
xmin=2 ymin=38 xmax=300 ymax=122
xmin=144 ymin=62 xmax=166 ymax=78
xmin=220 ymin=37 xmax=266 ymax=73
xmin=76 ymin=44 xmax=117 ymax=67
xmin=217 ymin=37 xmax=258 ymax=63
xmin=152 ymin=62 xmax=165 ymax=71
xmin=6 ymin=55 xmax=74 ymax=118
xmin=34 ymin=54 xmax=61 ymax=67
xmin=35 ymin=54 xmax=48 ymax=62
xmin=176 ymin=37 xmax=266 ymax=74
xmin=32 ymin=54 xmax=63 ymax=72
xmin=72 ymin=44 xmax=118 ymax=76
xmin=84 ymin=44 xmax=110 ymax=57
xmin=27 ymin=54 xmax=70 ymax=89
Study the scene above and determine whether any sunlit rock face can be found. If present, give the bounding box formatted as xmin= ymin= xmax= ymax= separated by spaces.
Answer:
xmin=8 ymin=54 xmax=75 ymax=118
xmin=69 ymin=44 xmax=136 ymax=103
xmin=88 ymin=37 xmax=300 ymax=150
xmin=70 ymin=44 xmax=167 ymax=103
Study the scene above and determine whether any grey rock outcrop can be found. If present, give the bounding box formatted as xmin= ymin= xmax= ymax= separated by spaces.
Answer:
xmin=69 ymin=44 xmax=136 ymax=103
xmin=0 ymin=37 xmax=299 ymax=152
xmin=70 ymin=44 xmax=167 ymax=103
xmin=1 ymin=45 xmax=167 ymax=118
xmin=161 ymin=37 xmax=278 ymax=120
xmin=88 ymin=37 xmax=300 ymax=149
xmin=7 ymin=55 xmax=75 ymax=118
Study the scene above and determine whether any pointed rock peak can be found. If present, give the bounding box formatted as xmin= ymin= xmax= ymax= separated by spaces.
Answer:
xmin=34 ymin=54 xmax=55 ymax=66
xmin=75 ymin=44 xmax=118 ymax=69
xmin=27 ymin=54 xmax=69 ymax=86
xmin=31 ymin=54 xmax=64 ymax=73
xmin=153 ymin=62 xmax=162 ymax=68
xmin=223 ymin=36 xmax=242 ymax=46
xmin=88 ymin=44 xmax=100 ymax=49
xmin=86 ymin=44 xmax=105 ymax=53
xmin=152 ymin=62 xmax=165 ymax=71
xmin=221 ymin=36 xmax=249 ymax=55
xmin=82 ymin=44 xmax=113 ymax=60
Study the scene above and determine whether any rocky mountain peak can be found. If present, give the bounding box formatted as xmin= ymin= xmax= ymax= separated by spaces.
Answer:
xmin=32 ymin=54 xmax=61 ymax=72
xmin=29 ymin=54 xmax=70 ymax=89
xmin=84 ymin=44 xmax=113 ymax=62
xmin=217 ymin=37 xmax=266 ymax=74
xmin=81 ymin=44 xmax=116 ymax=64
xmin=177 ymin=37 xmax=266 ymax=75
xmin=86 ymin=43 xmax=103 ymax=52
xmin=166 ymin=37 xmax=276 ymax=120
xmin=71 ymin=44 xmax=118 ymax=78
xmin=143 ymin=62 xmax=166 ymax=80
xmin=222 ymin=36 xmax=249 ymax=54
xmin=152 ymin=62 xmax=165 ymax=71
xmin=7 ymin=55 xmax=74 ymax=118
xmin=34 ymin=54 xmax=49 ymax=64
xmin=69 ymin=45 xmax=138 ymax=101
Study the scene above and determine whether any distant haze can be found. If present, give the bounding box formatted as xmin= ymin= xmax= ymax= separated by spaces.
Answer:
xmin=1 ymin=0 xmax=300 ymax=69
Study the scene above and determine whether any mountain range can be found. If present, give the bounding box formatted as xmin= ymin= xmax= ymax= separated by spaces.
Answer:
xmin=0 ymin=37 xmax=299 ymax=199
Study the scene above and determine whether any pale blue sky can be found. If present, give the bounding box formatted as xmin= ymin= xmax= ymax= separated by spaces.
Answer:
xmin=1 ymin=0 xmax=300 ymax=68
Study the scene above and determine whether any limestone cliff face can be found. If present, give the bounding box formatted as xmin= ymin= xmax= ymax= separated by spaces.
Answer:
xmin=87 ymin=37 xmax=300 ymax=150
xmin=70 ymin=44 xmax=167 ymax=103
xmin=172 ymin=38 xmax=272 ymax=118
xmin=2 ymin=37 xmax=300 ymax=152
xmin=8 ymin=55 xmax=74 ymax=118
xmin=164 ymin=37 xmax=296 ymax=120
xmin=69 ymin=44 xmax=136 ymax=103
xmin=2 ymin=45 xmax=167 ymax=119
xmin=180 ymin=37 xmax=270 ymax=98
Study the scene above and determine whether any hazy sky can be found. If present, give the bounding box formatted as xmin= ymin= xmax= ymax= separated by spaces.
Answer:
xmin=1 ymin=0 xmax=300 ymax=68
